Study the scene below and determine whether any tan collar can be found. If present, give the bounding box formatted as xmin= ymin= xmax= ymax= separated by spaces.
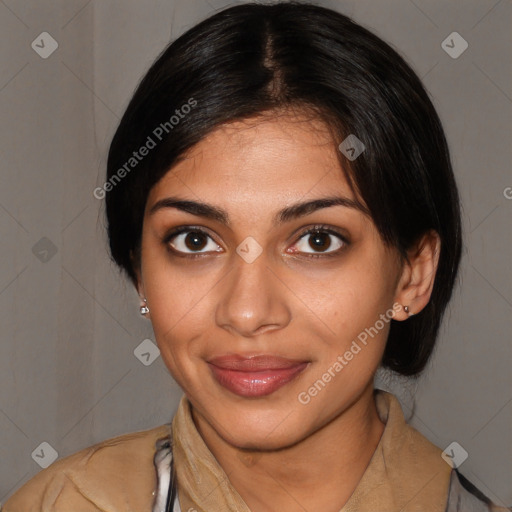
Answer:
xmin=171 ymin=389 xmax=452 ymax=512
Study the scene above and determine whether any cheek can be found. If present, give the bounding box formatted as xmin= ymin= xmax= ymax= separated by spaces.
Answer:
xmin=146 ymin=297 xmax=207 ymax=399
xmin=142 ymin=242 xmax=206 ymax=325
xmin=295 ymin=254 xmax=394 ymax=342
xmin=139 ymin=248 xmax=202 ymax=366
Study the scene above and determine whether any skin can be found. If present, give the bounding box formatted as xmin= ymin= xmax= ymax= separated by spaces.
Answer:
xmin=134 ymin=111 xmax=440 ymax=512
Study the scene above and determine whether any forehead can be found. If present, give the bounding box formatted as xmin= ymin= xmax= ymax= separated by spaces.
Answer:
xmin=147 ymin=113 xmax=360 ymax=213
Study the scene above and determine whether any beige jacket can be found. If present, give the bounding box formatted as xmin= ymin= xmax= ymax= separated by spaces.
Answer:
xmin=3 ymin=390 xmax=510 ymax=511
xmin=2 ymin=424 xmax=171 ymax=511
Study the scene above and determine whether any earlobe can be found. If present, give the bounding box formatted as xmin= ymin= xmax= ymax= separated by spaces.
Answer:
xmin=130 ymin=249 xmax=149 ymax=316
xmin=135 ymin=277 xmax=150 ymax=318
xmin=394 ymin=230 xmax=441 ymax=320
xmin=140 ymin=298 xmax=150 ymax=316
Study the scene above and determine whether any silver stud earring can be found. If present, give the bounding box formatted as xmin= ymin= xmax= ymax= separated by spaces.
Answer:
xmin=140 ymin=298 xmax=150 ymax=315
xmin=403 ymin=305 xmax=414 ymax=316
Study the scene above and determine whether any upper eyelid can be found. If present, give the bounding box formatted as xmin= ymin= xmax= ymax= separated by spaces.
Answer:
xmin=165 ymin=225 xmax=347 ymax=239
xmin=299 ymin=225 xmax=349 ymax=239
xmin=165 ymin=225 xmax=219 ymax=244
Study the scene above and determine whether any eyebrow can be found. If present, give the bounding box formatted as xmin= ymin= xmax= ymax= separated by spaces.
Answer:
xmin=148 ymin=195 xmax=370 ymax=226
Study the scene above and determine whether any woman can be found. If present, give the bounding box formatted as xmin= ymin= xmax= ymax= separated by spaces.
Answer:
xmin=3 ymin=2 xmax=510 ymax=511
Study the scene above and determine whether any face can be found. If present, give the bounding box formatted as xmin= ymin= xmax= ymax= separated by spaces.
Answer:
xmin=138 ymin=112 xmax=404 ymax=450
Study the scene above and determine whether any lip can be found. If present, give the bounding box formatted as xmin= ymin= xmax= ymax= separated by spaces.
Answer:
xmin=207 ymin=355 xmax=309 ymax=398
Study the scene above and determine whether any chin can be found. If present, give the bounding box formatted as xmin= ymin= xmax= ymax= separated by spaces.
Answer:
xmin=227 ymin=425 xmax=307 ymax=452
xmin=210 ymin=403 xmax=309 ymax=451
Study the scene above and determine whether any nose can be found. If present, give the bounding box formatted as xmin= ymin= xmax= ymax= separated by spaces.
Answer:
xmin=215 ymin=250 xmax=291 ymax=338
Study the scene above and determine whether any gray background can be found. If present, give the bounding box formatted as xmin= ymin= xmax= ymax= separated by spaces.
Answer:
xmin=0 ymin=0 xmax=511 ymax=506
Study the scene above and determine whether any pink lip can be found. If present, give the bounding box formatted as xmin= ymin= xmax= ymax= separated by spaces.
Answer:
xmin=207 ymin=355 xmax=309 ymax=398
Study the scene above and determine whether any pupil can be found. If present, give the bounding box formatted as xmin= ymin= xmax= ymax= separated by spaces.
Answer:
xmin=185 ymin=232 xmax=206 ymax=251
xmin=309 ymin=232 xmax=331 ymax=252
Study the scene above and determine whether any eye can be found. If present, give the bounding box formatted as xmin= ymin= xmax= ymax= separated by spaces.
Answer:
xmin=290 ymin=226 xmax=348 ymax=257
xmin=164 ymin=227 xmax=222 ymax=256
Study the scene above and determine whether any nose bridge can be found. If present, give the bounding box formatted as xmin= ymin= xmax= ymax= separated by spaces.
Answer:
xmin=215 ymin=250 xmax=290 ymax=336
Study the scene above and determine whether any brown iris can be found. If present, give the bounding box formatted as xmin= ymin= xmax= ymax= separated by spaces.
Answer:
xmin=184 ymin=231 xmax=208 ymax=251
xmin=308 ymin=232 xmax=331 ymax=252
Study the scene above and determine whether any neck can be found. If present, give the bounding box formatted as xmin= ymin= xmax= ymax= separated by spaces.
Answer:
xmin=191 ymin=384 xmax=385 ymax=512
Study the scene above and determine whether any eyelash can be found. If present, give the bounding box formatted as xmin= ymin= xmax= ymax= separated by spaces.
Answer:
xmin=162 ymin=224 xmax=350 ymax=260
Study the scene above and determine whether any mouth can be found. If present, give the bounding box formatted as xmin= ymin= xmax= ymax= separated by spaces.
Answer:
xmin=207 ymin=354 xmax=309 ymax=398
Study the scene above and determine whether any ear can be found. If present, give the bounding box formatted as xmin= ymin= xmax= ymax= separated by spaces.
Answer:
xmin=130 ymin=249 xmax=146 ymax=302
xmin=393 ymin=230 xmax=441 ymax=321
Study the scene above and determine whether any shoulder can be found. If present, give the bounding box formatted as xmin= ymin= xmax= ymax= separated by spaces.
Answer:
xmin=1 ymin=424 xmax=171 ymax=512
xmin=446 ymin=469 xmax=512 ymax=512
